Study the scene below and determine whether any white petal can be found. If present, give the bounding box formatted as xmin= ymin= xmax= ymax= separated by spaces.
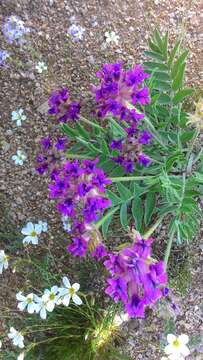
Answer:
xmin=17 ymin=352 xmax=25 ymax=360
xmin=62 ymin=276 xmax=71 ymax=288
xmin=51 ymin=285 xmax=58 ymax=294
xmin=72 ymin=294 xmax=82 ymax=305
xmin=46 ymin=301 xmax=55 ymax=312
xmin=22 ymin=236 xmax=32 ymax=244
xmin=178 ymin=334 xmax=189 ymax=345
xmin=21 ymin=222 xmax=34 ymax=235
xmin=40 ymin=307 xmax=47 ymax=320
xmin=34 ymin=224 xmax=42 ymax=234
xmin=164 ymin=344 xmax=174 ymax=355
xmin=72 ymin=283 xmax=80 ymax=292
xmin=18 ymin=301 xmax=27 ymax=311
xmin=16 ymin=292 xmax=26 ymax=301
xmin=180 ymin=345 xmax=190 ymax=356
xmin=167 ymin=334 xmax=177 ymax=344
xmin=30 ymin=236 xmax=38 ymax=245
xmin=62 ymin=295 xmax=71 ymax=307
xmin=27 ymin=303 xmax=36 ymax=314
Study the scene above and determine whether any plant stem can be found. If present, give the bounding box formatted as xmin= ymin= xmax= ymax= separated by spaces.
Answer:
xmin=110 ymin=175 xmax=155 ymax=182
xmin=142 ymin=214 xmax=166 ymax=239
xmin=95 ymin=206 xmax=120 ymax=229
xmin=164 ymin=228 xmax=175 ymax=269
xmin=80 ymin=115 xmax=105 ymax=132
xmin=66 ymin=153 xmax=93 ymax=160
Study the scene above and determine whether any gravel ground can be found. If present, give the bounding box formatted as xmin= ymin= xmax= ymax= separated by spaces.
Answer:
xmin=0 ymin=0 xmax=202 ymax=359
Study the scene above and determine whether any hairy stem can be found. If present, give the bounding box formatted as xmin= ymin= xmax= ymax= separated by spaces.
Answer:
xmin=95 ymin=206 xmax=120 ymax=229
xmin=110 ymin=175 xmax=155 ymax=182
xmin=80 ymin=115 xmax=105 ymax=132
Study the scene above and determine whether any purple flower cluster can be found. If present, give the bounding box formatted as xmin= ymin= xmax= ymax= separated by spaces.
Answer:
xmin=36 ymin=136 xmax=68 ymax=175
xmin=110 ymin=129 xmax=152 ymax=173
xmin=0 ymin=49 xmax=10 ymax=67
xmin=93 ymin=63 xmax=150 ymax=122
xmin=104 ymin=232 xmax=167 ymax=318
xmin=2 ymin=15 xmax=30 ymax=45
xmin=48 ymin=158 xmax=112 ymax=256
xmin=93 ymin=63 xmax=152 ymax=173
xmin=48 ymin=88 xmax=80 ymax=123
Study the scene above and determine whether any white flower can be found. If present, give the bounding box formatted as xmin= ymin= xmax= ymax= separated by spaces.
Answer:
xmin=17 ymin=352 xmax=25 ymax=360
xmin=12 ymin=150 xmax=26 ymax=165
xmin=11 ymin=109 xmax=26 ymax=127
xmin=67 ymin=24 xmax=85 ymax=42
xmin=35 ymin=61 xmax=47 ymax=73
xmin=61 ymin=216 xmax=72 ymax=233
xmin=37 ymin=286 xmax=59 ymax=316
xmin=58 ymin=276 xmax=82 ymax=306
xmin=0 ymin=250 xmax=9 ymax=274
xmin=161 ymin=355 xmax=185 ymax=360
xmin=16 ymin=292 xmax=37 ymax=314
xmin=21 ymin=222 xmax=42 ymax=245
xmin=8 ymin=327 xmax=24 ymax=349
xmin=0 ymin=340 xmax=2 ymax=348
xmin=164 ymin=334 xmax=190 ymax=358
xmin=105 ymin=31 xmax=120 ymax=45
xmin=35 ymin=288 xmax=59 ymax=320
xmin=38 ymin=220 xmax=48 ymax=232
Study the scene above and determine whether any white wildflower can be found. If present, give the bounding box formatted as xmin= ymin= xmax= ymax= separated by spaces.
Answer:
xmin=67 ymin=24 xmax=85 ymax=42
xmin=0 ymin=250 xmax=9 ymax=274
xmin=21 ymin=222 xmax=42 ymax=245
xmin=61 ymin=216 xmax=72 ymax=233
xmin=16 ymin=292 xmax=37 ymax=314
xmin=40 ymin=286 xmax=60 ymax=313
xmin=17 ymin=353 xmax=25 ymax=360
xmin=8 ymin=327 xmax=24 ymax=349
xmin=11 ymin=109 xmax=26 ymax=127
xmin=35 ymin=61 xmax=47 ymax=73
xmin=105 ymin=31 xmax=120 ymax=45
xmin=164 ymin=334 xmax=190 ymax=358
xmin=38 ymin=220 xmax=48 ymax=232
xmin=58 ymin=276 xmax=82 ymax=306
xmin=12 ymin=150 xmax=26 ymax=166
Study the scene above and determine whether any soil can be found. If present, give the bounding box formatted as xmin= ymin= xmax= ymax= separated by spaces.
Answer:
xmin=0 ymin=1 xmax=202 ymax=359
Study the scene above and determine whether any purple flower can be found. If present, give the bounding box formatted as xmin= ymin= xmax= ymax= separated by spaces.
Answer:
xmin=67 ymin=24 xmax=85 ymax=42
xmin=110 ymin=139 xmax=123 ymax=151
xmin=41 ymin=137 xmax=52 ymax=151
xmin=103 ymin=232 xmax=167 ymax=318
xmin=91 ymin=244 xmax=108 ymax=261
xmin=123 ymin=160 xmax=134 ymax=174
xmin=2 ymin=16 xmax=30 ymax=45
xmin=48 ymin=88 xmax=80 ymax=123
xmin=105 ymin=277 xmax=128 ymax=303
xmin=138 ymin=153 xmax=151 ymax=167
xmin=132 ymin=87 xmax=150 ymax=106
xmin=67 ymin=236 xmax=87 ymax=257
xmin=0 ymin=50 xmax=10 ymax=67
xmin=138 ymin=131 xmax=152 ymax=145
xmin=55 ymin=137 xmax=67 ymax=151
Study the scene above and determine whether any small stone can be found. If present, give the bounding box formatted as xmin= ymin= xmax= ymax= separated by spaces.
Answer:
xmin=37 ymin=100 xmax=49 ymax=114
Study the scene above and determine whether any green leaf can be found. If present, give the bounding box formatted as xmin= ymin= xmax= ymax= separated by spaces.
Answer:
xmin=180 ymin=129 xmax=196 ymax=143
xmin=76 ymin=137 xmax=102 ymax=154
xmin=148 ymin=39 xmax=162 ymax=54
xmin=153 ymin=80 xmax=171 ymax=92
xmin=143 ymin=61 xmax=168 ymax=71
xmin=61 ymin=124 xmax=78 ymax=138
xmin=144 ymin=192 xmax=156 ymax=226
xmin=153 ymin=29 xmax=163 ymax=50
xmin=120 ymin=202 xmax=128 ymax=230
xmin=172 ymin=63 xmax=186 ymax=91
xmin=102 ymin=215 xmax=112 ymax=239
xmin=109 ymin=117 xmax=126 ymax=138
xmin=117 ymin=183 xmax=132 ymax=201
xmin=168 ymin=40 xmax=181 ymax=68
xmin=132 ymin=196 xmax=143 ymax=232
xmin=151 ymin=71 xmax=171 ymax=81
xmin=173 ymin=88 xmax=194 ymax=105
xmin=106 ymin=190 xmax=122 ymax=206
xmin=100 ymin=139 xmax=110 ymax=155
xmin=162 ymin=31 xmax=169 ymax=58
xmin=171 ymin=50 xmax=189 ymax=78
xmin=144 ymin=51 xmax=164 ymax=62
xmin=75 ymin=123 xmax=90 ymax=140
xmin=157 ymin=94 xmax=171 ymax=105
xmin=165 ymin=153 xmax=181 ymax=171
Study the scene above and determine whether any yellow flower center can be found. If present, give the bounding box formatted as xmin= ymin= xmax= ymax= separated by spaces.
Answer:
xmin=49 ymin=293 xmax=55 ymax=301
xmin=173 ymin=339 xmax=181 ymax=348
xmin=31 ymin=230 xmax=37 ymax=237
xmin=69 ymin=287 xmax=75 ymax=296
xmin=27 ymin=297 xmax=33 ymax=304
